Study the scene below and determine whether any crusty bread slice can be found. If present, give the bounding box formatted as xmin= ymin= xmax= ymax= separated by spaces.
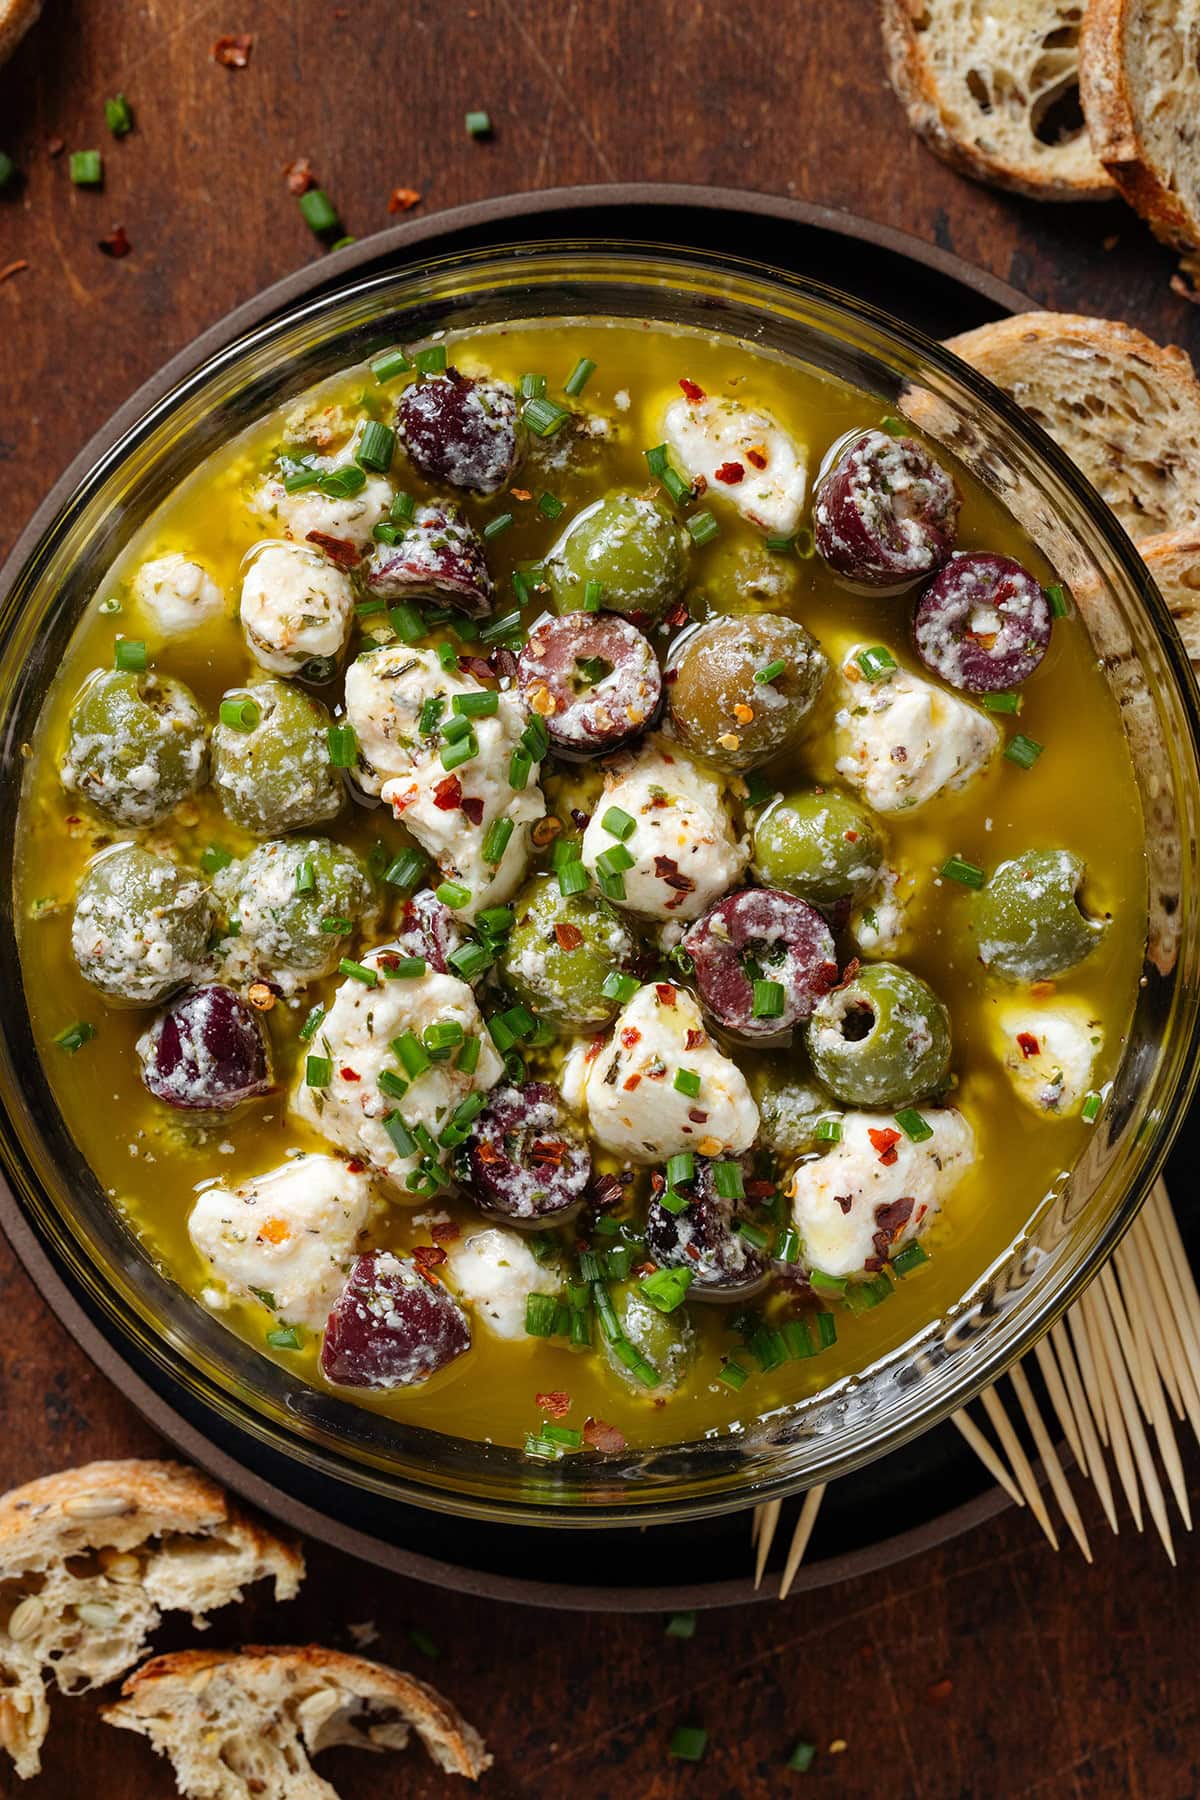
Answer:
xmin=0 ymin=0 xmax=40 ymax=65
xmin=1080 ymin=0 xmax=1200 ymax=252
xmin=943 ymin=312 xmax=1200 ymax=537
xmin=0 ymin=1460 xmax=303 ymax=1780
xmin=104 ymin=1645 xmax=492 ymax=1795
xmin=881 ymin=0 xmax=1112 ymax=200
xmin=1135 ymin=526 xmax=1200 ymax=660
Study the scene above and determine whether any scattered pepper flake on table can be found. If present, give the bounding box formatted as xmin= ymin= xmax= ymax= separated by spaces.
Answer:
xmin=212 ymin=33 xmax=253 ymax=67
xmin=387 ymin=185 xmax=422 ymax=213
xmin=283 ymin=157 xmax=315 ymax=195
xmin=97 ymin=226 xmax=131 ymax=259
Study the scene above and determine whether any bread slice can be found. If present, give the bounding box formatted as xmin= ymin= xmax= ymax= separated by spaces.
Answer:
xmin=0 ymin=0 xmax=40 ymax=65
xmin=881 ymin=0 xmax=1112 ymax=201
xmin=1080 ymin=0 xmax=1200 ymax=252
xmin=0 ymin=1460 xmax=303 ymax=1780
xmin=1136 ymin=526 xmax=1200 ymax=660
xmin=943 ymin=312 xmax=1200 ymax=537
xmin=104 ymin=1645 xmax=492 ymax=1795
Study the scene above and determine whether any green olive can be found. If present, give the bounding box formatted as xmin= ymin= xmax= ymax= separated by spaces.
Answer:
xmin=60 ymin=669 xmax=208 ymax=827
xmin=500 ymin=877 xmax=640 ymax=1029
xmin=71 ymin=844 xmax=213 ymax=1005
xmin=602 ymin=1281 xmax=696 ymax=1399
xmin=971 ymin=850 xmax=1107 ymax=981
xmin=805 ymin=961 xmax=951 ymax=1106
xmin=752 ymin=789 xmax=886 ymax=909
xmin=222 ymin=838 xmax=373 ymax=982
xmin=212 ymin=679 xmax=344 ymax=837
xmin=667 ymin=614 xmax=827 ymax=772
xmin=751 ymin=1065 xmax=841 ymax=1157
xmin=547 ymin=491 xmax=688 ymax=620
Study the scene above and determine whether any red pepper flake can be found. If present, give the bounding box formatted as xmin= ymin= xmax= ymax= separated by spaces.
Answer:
xmin=211 ymin=33 xmax=253 ymax=67
xmin=387 ymin=185 xmax=423 ymax=214
xmin=746 ymin=446 xmax=768 ymax=470
xmin=283 ymin=157 xmax=315 ymax=195
xmin=430 ymin=1217 xmax=460 ymax=1242
xmin=461 ymin=795 xmax=485 ymax=826
xmin=584 ymin=1035 xmax=606 ymax=1063
xmin=685 ymin=1029 xmax=705 ymax=1051
xmin=1017 ymin=1031 xmax=1040 ymax=1059
xmin=456 ymin=654 xmax=497 ymax=685
xmin=475 ymin=1140 xmax=501 ymax=1165
xmin=536 ymin=1389 xmax=571 ymax=1420
xmin=714 ymin=460 xmax=744 ymax=485
xmin=591 ymin=1172 xmax=625 ymax=1211
xmin=678 ymin=377 xmax=705 ymax=402
xmin=583 ymin=1417 xmax=626 ymax=1453
xmin=664 ymin=600 xmax=690 ymax=629
xmin=412 ymin=1243 xmax=447 ymax=1269
xmin=47 ymin=137 xmax=64 ymax=157
xmin=433 ymin=774 xmax=463 ymax=811
xmin=98 ymin=226 xmax=131 ymax=259
xmin=833 ymin=957 xmax=861 ymax=992
xmin=927 ymin=1678 xmax=954 ymax=1704
xmin=875 ymin=1196 xmax=915 ymax=1240
xmin=346 ymin=1160 xmax=366 ymax=1174
xmin=304 ymin=529 xmax=360 ymax=568
xmin=653 ymin=854 xmax=695 ymax=893
xmin=340 ymin=1066 xmax=361 ymax=1083
xmin=836 ymin=1194 xmax=854 ymax=1215
xmin=844 ymin=829 xmax=859 ymax=843
xmin=510 ymin=487 xmax=532 ymax=502
xmin=531 ymin=1138 xmax=567 ymax=1165
xmin=554 ymin=921 xmax=584 ymax=952
xmin=623 ymin=1074 xmax=642 ymax=1091
xmin=376 ymin=951 xmax=402 ymax=974
xmin=655 ymin=983 xmax=676 ymax=1006
xmin=868 ymin=1126 xmax=902 ymax=1165
xmin=688 ymin=1108 xmax=708 ymax=1124
xmin=746 ymin=1179 xmax=775 ymax=1199
xmin=0 ymin=260 xmax=30 ymax=286
xmin=620 ymin=1028 xmax=642 ymax=1050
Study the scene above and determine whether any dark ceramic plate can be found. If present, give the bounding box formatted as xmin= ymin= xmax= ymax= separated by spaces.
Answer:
xmin=3 ymin=184 xmax=1195 ymax=1608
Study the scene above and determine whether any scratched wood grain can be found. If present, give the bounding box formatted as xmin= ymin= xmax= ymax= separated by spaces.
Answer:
xmin=0 ymin=3 xmax=1198 ymax=1795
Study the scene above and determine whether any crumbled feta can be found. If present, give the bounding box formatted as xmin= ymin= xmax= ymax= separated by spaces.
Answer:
xmin=240 ymin=541 xmax=355 ymax=677
xmin=132 ymin=553 xmax=226 ymax=635
xmin=663 ymin=390 xmax=807 ymax=535
xmin=850 ymin=864 xmax=911 ymax=957
xmin=250 ymin=441 xmax=392 ymax=549
xmin=991 ymin=1000 xmax=1103 ymax=1117
xmin=446 ymin=1228 xmax=559 ymax=1340
xmin=835 ymin=647 xmax=998 ymax=811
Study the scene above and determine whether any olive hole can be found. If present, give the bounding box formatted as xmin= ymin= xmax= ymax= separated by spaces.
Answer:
xmin=840 ymin=1002 xmax=875 ymax=1043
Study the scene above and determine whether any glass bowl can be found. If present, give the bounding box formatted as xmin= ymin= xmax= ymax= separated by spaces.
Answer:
xmin=2 ymin=244 xmax=1197 ymax=1528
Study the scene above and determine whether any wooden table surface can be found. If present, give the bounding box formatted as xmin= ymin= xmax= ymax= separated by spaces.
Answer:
xmin=2 ymin=3 xmax=1199 ymax=1795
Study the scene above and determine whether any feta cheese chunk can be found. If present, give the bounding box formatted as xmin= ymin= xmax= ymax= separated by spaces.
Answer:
xmin=580 ymin=734 xmax=747 ymax=921
xmin=189 ymin=1152 xmax=372 ymax=1328
xmin=250 ymin=453 xmax=392 ymax=550
xmin=835 ymin=647 xmax=998 ymax=812
xmin=568 ymin=982 xmax=759 ymax=1164
xmin=239 ymin=541 xmax=355 ymax=677
xmin=663 ymin=390 xmax=807 ymax=535
xmin=290 ymin=948 xmax=503 ymax=1194
xmin=446 ymin=1227 xmax=558 ymax=1340
xmin=789 ymin=1107 xmax=974 ymax=1281
xmin=992 ymin=1000 xmax=1103 ymax=1117
xmin=344 ymin=645 xmax=545 ymax=918
xmin=132 ymin=552 xmax=225 ymax=635
xmin=850 ymin=865 xmax=911 ymax=957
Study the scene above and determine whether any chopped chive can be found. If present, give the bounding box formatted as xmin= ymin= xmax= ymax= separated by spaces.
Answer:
xmin=751 ymin=979 xmax=785 ymax=1020
xmin=814 ymin=1116 xmax=842 ymax=1144
xmin=582 ymin=579 xmax=604 ymax=612
xmin=781 ymin=1317 xmax=813 ymax=1359
xmin=856 ymin=644 xmax=897 ymax=682
xmin=437 ymin=641 xmax=459 ymax=672
xmin=298 ymin=188 xmax=339 ymax=234
xmin=673 ymin=1068 xmax=701 ymax=1099
xmin=749 ymin=1324 xmax=787 ymax=1370
xmin=388 ymin=601 xmax=426 ymax=643
xmin=378 ymin=1069 xmax=410 ymax=1100
xmin=659 ymin=1190 xmax=688 ymax=1216
xmin=481 ymin=608 xmax=524 ymax=644
xmin=371 ymin=348 xmax=412 ymax=382
xmin=717 ymin=1358 xmax=749 ymax=1391
xmin=787 ymin=1740 xmax=817 ymax=1773
xmin=525 ymin=1292 xmax=559 ymax=1337
xmin=665 ymin=1154 xmax=694 ymax=1188
xmin=440 ymin=733 xmax=478 ymax=771
xmin=318 ymin=464 xmax=367 ymax=499
xmin=879 ymin=414 xmax=907 ymax=436
xmin=661 ymin=466 xmax=691 ymax=504
xmin=355 ymin=597 xmax=386 ymax=618
xmin=686 ymin=509 xmax=720 ymax=546
xmin=524 ymin=1432 xmax=560 ymax=1461
xmin=483 ymin=512 xmax=514 ymax=541
xmin=564 ymin=356 xmax=596 ymax=397
xmin=645 ymin=444 xmax=668 ymax=476
xmin=844 ymin=1272 xmax=894 ymax=1313
xmin=305 ymin=1054 xmax=332 ymax=1087
xmin=448 ymin=941 xmax=492 ymax=982
xmin=338 ymin=958 xmax=378 ymax=986
xmin=601 ymin=971 xmax=639 ymax=1003
xmin=597 ymin=871 xmax=626 ymax=902
xmin=383 ymin=1112 xmax=418 ymax=1157
xmin=895 ymin=1107 xmax=933 ymax=1142
xmin=419 ymin=695 xmax=445 ymax=736
xmin=498 ymin=1003 xmax=537 ymax=1040
xmin=476 ymin=904 xmax=514 ymax=936
xmin=436 ymin=879 xmax=472 ymax=910
xmin=281 ymin=465 xmax=322 ymax=494
xmin=543 ymin=1422 xmax=582 ymax=1448
xmin=538 ymin=492 xmax=564 ymax=519
xmin=457 ymin=1034 xmax=482 ymax=1074
xmin=326 ymin=724 xmax=357 ymax=768
xmin=754 ymin=658 xmax=787 ymax=685
xmin=509 ymin=747 xmax=533 ymax=790
xmin=816 ymin=1311 xmax=838 ymax=1349
xmin=522 ymin=714 xmax=550 ymax=760
xmin=320 ymin=915 xmax=352 ymax=935
xmin=386 ymin=956 xmax=427 ymax=979
xmin=736 ymin=1221 xmax=770 ymax=1249
xmin=523 ymin=395 xmax=571 ymax=437
xmin=266 ymin=1325 xmax=303 ymax=1350
xmin=114 ymin=638 xmax=147 ymax=673
xmin=1004 ymin=733 xmax=1044 ymax=770
xmin=69 ymin=149 xmax=103 ymax=186
xmin=595 ymin=844 xmax=635 ymax=878
xmin=105 ymin=94 xmax=134 ymax=137
xmin=809 ymin=1268 xmax=848 ymax=1296
xmin=465 ymin=109 xmax=492 ymax=137
xmin=390 ymin=490 xmax=417 ymax=524
xmin=765 ymin=532 xmax=794 ymax=553
xmin=1045 ymin=582 xmax=1069 ymax=618
xmin=355 ymin=419 xmax=396 ymax=472
xmin=639 ymin=1266 xmax=694 ymax=1314
xmin=1082 ymin=1090 xmax=1102 ymax=1123
xmin=453 ymin=690 xmax=500 ymax=717
xmin=713 ymin=1161 xmax=745 ymax=1200
xmin=520 ymin=373 xmax=547 ymax=399
xmin=200 ymin=844 xmax=233 ymax=876
xmin=776 ymin=1225 xmax=801 ymax=1264
xmin=294 ymin=857 xmax=316 ymax=896
xmin=383 ymin=849 xmax=427 ymax=891
xmin=482 ymin=816 xmax=514 ymax=865
xmin=442 ymin=713 xmax=473 ymax=746
xmin=610 ymin=1336 xmax=660 ymax=1386
xmin=794 ymin=526 xmax=816 ymax=559
xmin=891 ymin=1241 xmax=929 ymax=1276
xmin=298 ymin=1004 xmax=325 ymax=1043
xmin=219 ymin=696 xmax=260 ymax=731
xmin=53 ymin=1021 xmax=96 ymax=1055
xmin=940 ymin=855 xmax=985 ymax=889
xmin=393 ymin=1032 xmax=431 ymax=1079
xmin=602 ymin=806 xmax=636 ymax=841
xmin=424 ymin=1018 xmax=466 ymax=1052
xmin=981 ymin=691 xmax=1022 ymax=714
xmin=414 ymin=344 xmax=447 ymax=375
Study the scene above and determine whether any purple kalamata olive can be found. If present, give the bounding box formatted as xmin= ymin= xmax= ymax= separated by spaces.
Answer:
xmin=320 ymin=1250 xmax=471 ymax=1388
xmin=644 ymin=1156 xmax=770 ymax=1299
xmin=462 ymin=1082 xmax=591 ymax=1224
xmin=361 ymin=500 xmax=494 ymax=619
xmin=517 ymin=612 xmax=661 ymax=757
xmin=136 ymin=984 xmax=271 ymax=1111
xmin=396 ymin=369 xmax=521 ymax=495
xmin=913 ymin=550 xmax=1052 ymax=692
xmin=813 ymin=428 xmax=960 ymax=589
xmin=682 ymin=889 xmax=838 ymax=1037
xmin=390 ymin=888 xmax=465 ymax=975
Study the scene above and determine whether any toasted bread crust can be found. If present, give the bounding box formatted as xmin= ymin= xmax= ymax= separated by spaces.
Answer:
xmin=881 ymin=0 xmax=1113 ymax=201
xmin=1138 ymin=526 xmax=1200 ymax=660
xmin=0 ymin=0 xmax=41 ymax=65
xmin=1080 ymin=0 xmax=1200 ymax=252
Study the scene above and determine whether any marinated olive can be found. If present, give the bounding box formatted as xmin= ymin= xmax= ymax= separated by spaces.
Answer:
xmin=517 ymin=612 xmax=661 ymax=756
xmin=644 ymin=1157 xmax=770 ymax=1299
xmin=71 ymin=844 xmax=213 ymax=1005
xmin=602 ymin=1280 xmax=696 ymax=1398
xmin=751 ymin=1066 xmax=840 ymax=1157
xmin=239 ymin=540 xmax=355 ymax=680
xmin=813 ymin=428 xmax=960 ymax=589
xmin=913 ymin=552 xmax=1052 ymax=693
xmin=500 ymin=876 xmax=640 ymax=1029
xmin=59 ymin=668 xmax=208 ymax=828
xmin=805 ymin=961 xmax=951 ymax=1107
xmin=137 ymin=984 xmax=271 ymax=1110
xmin=223 ymin=838 xmax=374 ymax=983
xmin=751 ymin=790 xmax=886 ymax=910
xmin=462 ymin=1082 xmax=591 ymax=1224
xmin=212 ymin=678 xmax=344 ymax=836
xmin=971 ymin=849 xmax=1107 ymax=981
xmin=321 ymin=1250 xmax=471 ymax=1389
xmin=391 ymin=888 xmax=465 ymax=974
xmin=682 ymin=889 xmax=838 ymax=1037
xmin=666 ymin=614 xmax=828 ymax=771
xmin=361 ymin=500 xmax=494 ymax=620
xmin=546 ymin=491 xmax=688 ymax=621
xmin=395 ymin=369 xmax=521 ymax=495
